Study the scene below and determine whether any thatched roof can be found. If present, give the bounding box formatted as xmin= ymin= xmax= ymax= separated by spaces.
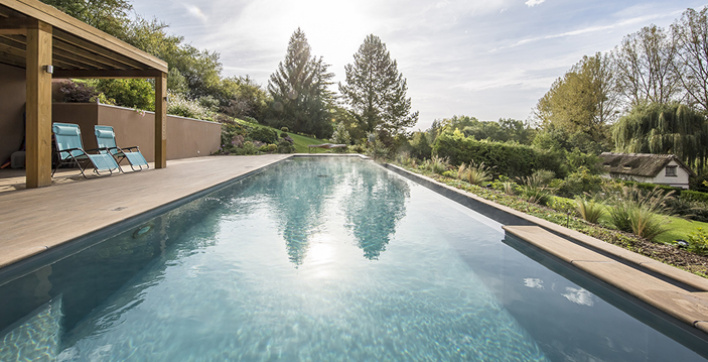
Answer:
xmin=600 ymin=152 xmax=695 ymax=177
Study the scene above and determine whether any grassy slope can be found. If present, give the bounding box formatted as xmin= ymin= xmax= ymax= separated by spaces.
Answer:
xmin=233 ymin=119 xmax=331 ymax=153
xmin=556 ymin=194 xmax=708 ymax=244
xmin=655 ymin=217 xmax=708 ymax=244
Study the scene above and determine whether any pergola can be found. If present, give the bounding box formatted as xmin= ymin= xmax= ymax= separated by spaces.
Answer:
xmin=0 ymin=0 xmax=169 ymax=188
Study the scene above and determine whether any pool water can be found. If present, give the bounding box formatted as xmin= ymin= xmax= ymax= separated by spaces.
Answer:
xmin=0 ymin=157 xmax=705 ymax=361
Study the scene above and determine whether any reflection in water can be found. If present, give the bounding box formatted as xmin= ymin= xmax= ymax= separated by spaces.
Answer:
xmin=247 ymin=157 xmax=409 ymax=265
xmin=253 ymin=159 xmax=342 ymax=266
xmin=344 ymin=164 xmax=409 ymax=260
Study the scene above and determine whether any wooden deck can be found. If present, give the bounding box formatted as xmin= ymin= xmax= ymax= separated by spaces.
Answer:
xmin=0 ymin=155 xmax=290 ymax=268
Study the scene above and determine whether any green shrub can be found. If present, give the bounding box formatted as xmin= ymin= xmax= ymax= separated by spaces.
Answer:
xmin=168 ymin=93 xmax=211 ymax=119
xmin=465 ymin=163 xmax=492 ymax=185
xmin=432 ymin=129 xmax=563 ymax=178
xmin=280 ymin=127 xmax=289 ymax=132
xmin=277 ymin=139 xmax=295 ymax=154
xmin=259 ymin=144 xmax=277 ymax=153
xmin=575 ymin=197 xmax=605 ymax=224
xmin=682 ymin=228 xmax=708 ymax=255
xmin=248 ymin=126 xmax=279 ymax=144
xmin=421 ymin=155 xmax=449 ymax=175
xmin=608 ymin=202 xmax=667 ymax=241
xmin=240 ymin=141 xmax=258 ymax=155
xmin=97 ymin=79 xmax=155 ymax=111
xmin=243 ymin=116 xmax=259 ymax=124
xmin=522 ymin=187 xmax=552 ymax=206
xmin=555 ymin=167 xmax=604 ymax=197
xmin=548 ymin=196 xmax=576 ymax=215
xmin=410 ymin=132 xmax=432 ymax=160
xmin=681 ymin=190 xmax=708 ymax=204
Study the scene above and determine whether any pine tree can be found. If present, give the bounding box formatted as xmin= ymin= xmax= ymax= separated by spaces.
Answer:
xmin=339 ymin=35 xmax=418 ymax=136
xmin=267 ymin=29 xmax=334 ymax=138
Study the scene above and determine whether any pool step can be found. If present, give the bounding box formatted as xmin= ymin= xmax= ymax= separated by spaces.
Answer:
xmin=503 ymin=225 xmax=708 ymax=335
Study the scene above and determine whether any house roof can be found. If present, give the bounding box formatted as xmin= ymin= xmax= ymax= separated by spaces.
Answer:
xmin=0 ymin=0 xmax=167 ymax=77
xmin=600 ymin=152 xmax=696 ymax=177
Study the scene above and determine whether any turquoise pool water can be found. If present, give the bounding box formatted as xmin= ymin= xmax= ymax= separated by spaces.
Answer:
xmin=0 ymin=157 xmax=705 ymax=361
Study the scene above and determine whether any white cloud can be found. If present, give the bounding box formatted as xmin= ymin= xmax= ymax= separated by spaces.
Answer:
xmin=525 ymin=0 xmax=545 ymax=7
xmin=562 ymin=287 xmax=594 ymax=306
xmin=523 ymin=278 xmax=544 ymax=289
xmin=184 ymin=4 xmax=208 ymax=23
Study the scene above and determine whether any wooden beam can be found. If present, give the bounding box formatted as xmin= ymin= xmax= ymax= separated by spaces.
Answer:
xmin=25 ymin=20 xmax=52 ymax=188
xmin=0 ymin=17 xmax=33 ymax=34
xmin=53 ymin=69 xmax=162 ymax=79
xmin=154 ymin=72 xmax=167 ymax=168
xmin=0 ymin=0 xmax=167 ymax=72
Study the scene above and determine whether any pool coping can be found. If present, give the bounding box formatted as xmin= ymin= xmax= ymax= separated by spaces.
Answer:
xmin=382 ymin=163 xmax=708 ymax=338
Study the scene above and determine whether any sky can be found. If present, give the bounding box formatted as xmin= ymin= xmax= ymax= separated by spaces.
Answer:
xmin=131 ymin=0 xmax=708 ymax=130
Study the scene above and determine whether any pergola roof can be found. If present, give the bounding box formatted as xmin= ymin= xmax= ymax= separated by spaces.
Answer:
xmin=0 ymin=0 xmax=167 ymax=77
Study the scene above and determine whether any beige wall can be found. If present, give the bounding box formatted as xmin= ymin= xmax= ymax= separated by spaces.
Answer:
xmin=0 ymin=64 xmax=27 ymax=165
xmin=52 ymin=103 xmax=221 ymax=162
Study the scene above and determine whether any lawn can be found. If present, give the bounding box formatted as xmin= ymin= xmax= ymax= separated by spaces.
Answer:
xmin=655 ymin=217 xmax=708 ymax=244
xmin=234 ymin=119 xmax=334 ymax=153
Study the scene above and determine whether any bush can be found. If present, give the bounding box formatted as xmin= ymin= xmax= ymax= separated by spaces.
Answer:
xmin=277 ymin=139 xmax=295 ymax=153
xmin=168 ymin=93 xmax=211 ymax=120
xmin=280 ymin=127 xmax=289 ymax=133
xmin=608 ymin=202 xmax=667 ymax=241
xmin=432 ymin=129 xmax=563 ymax=178
xmin=681 ymin=190 xmax=708 ymax=204
xmin=410 ymin=132 xmax=432 ymax=160
xmin=247 ymin=126 xmax=279 ymax=144
xmin=59 ymin=81 xmax=114 ymax=104
xmin=548 ymin=196 xmax=576 ymax=215
xmin=682 ymin=228 xmax=708 ymax=255
xmin=243 ymin=116 xmax=259 ymax=124
xmin=240 ymin=141 xmax=258 ymax=155
xmin=465 ymin=163 xmax=492 ymax=185
xmin=259 ymin=144 xmax=277 ymax=153
xmin=421 ymin=155 xmax=449 ymax=175
xmin=575 ymin=197 xmax=605 ymax=224
xmin=554 ymin=167 xmax=604 ymax=197
xmin=97 ymin=79 xmax=155 ymax=111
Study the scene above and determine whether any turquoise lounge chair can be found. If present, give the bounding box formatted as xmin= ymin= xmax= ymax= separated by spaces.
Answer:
xmin=95 ymin=125 xmax=149 ymax=172
xmin=52 ymin=123 xmax=120 ymax=178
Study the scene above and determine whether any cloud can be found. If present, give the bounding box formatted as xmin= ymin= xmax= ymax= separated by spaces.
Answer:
xmin=184 ymin=4 xmax=208 ymax=23
xmin=525 ymin=0 xmax=545 ymax=7
xmin=523 ymin=278 xmax=544 ymax=289
xmin=562 ymin=287 xmax=594 ymax=306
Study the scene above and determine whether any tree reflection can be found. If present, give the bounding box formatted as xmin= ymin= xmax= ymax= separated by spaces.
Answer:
xmin=343 ymin=164 xmax=409 ymax=260
xmin=258 ymin=159 xmax=344 ymax=266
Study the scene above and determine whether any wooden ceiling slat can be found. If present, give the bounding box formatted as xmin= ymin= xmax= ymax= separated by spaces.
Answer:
xmin=53 ymin=69 xmax=163 ymax=79
xmin=53 ymin=35 xmax=136 ymax=70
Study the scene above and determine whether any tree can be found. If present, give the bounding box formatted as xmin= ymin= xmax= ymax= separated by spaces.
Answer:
xmin=672 ymin=8 xmax=708 ymax=113
xmin=614 ymin=25 xmax=681 ymax=106
xmin=40 ymin=0 xmax=132 ymax=37
xmin=339 ymin=34 xmax=418 ymax=136
xmin=612 ymin=102 xmax=708 ymax=172
xmin=267 ymin=29 xmax=334 ymax=138
xmin=534 ymin=53 xmax=616 ymax=151
xmin=220 ymin=76 xmax=271 ymax=121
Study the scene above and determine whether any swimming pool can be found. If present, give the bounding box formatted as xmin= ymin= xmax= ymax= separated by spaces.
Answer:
xmin=0 ymin=157 xmax=705 ymax=360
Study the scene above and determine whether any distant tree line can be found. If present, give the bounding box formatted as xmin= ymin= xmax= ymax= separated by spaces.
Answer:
xmin=532 ymin=7 xmax=708 ymax=174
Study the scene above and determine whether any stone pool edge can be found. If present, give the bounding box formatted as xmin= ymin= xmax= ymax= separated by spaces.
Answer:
xmin=382 ymin=162 xmax=708 ymax=338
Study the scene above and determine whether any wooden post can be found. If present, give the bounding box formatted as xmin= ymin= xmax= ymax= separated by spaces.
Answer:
xmin=25 ymin=20 xmax=53 ymax=188
xmin=154 ymin=72 xmax=167 ymax=168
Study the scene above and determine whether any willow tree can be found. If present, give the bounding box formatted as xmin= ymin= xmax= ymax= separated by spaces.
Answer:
xmin=612 ymin=102 xmax=708 ymax=172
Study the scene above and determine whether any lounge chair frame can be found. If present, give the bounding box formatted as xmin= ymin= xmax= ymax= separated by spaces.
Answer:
xmin=52 ymin=123 xmax=119 ymax=178
xmin=94 ymin=125 xmax=149 ymax=172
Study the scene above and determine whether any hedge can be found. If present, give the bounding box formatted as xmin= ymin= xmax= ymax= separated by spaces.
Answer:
xmin=682 ymin=190 xmax=708 ymax=203
xmin=432 ymin=130 xmax=564 ymax=178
